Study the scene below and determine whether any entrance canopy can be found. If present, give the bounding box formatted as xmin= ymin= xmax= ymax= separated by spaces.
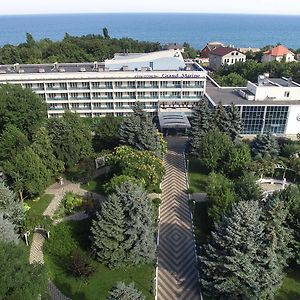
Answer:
xmin=158 ymin=112 xmax=191 ymax=129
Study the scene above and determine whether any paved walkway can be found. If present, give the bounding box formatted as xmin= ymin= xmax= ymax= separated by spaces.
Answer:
xmin=29 ymin=180 xmax=105 ymax=300
xmin=157 ymin=137 xmax=201 ymax=300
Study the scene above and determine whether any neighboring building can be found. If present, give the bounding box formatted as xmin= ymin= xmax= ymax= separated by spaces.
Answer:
xmin=200 ymin=41 xmax=224 ymax=58
xmin=0 ymin=50 xmax=206 ymax=118
xmin=261 ymin=45 xmax=295 ymax=62
xmin=163 ymin=43 xmax=184 ymax=52
xmin=205 ymin=74 xmax=300 ymax=137
xmin=209 ymin=47 xmax=246 ymax=70
xmin=237 ymin=47 xmax=261 ymax=54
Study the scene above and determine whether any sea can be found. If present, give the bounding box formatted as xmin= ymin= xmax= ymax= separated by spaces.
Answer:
xmin=0 ymin=13 xmax=300 ymax=49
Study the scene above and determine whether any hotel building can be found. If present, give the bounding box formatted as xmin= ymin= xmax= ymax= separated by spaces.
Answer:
xmin=0 ymin=50 xmax=206 ymax=118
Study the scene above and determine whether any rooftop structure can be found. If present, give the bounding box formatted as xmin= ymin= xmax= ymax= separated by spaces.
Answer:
xmin=200 ymin=41 xmax=224 ymax=58
xmin=262 ymin=45 xmax=295 ymax=63
xmin=158 ymin=112 xmax=191 ymax=129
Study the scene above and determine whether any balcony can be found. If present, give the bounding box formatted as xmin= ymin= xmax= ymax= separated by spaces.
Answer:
xmin=47 ymin=97 xmax=68 ymax=101
xmin=160 ymin=95 xmax=181 ymax=99
xmin=48 ymin=107 xmax=67 ymax=111
xmin=68 ymin=86 xmax=90 ymax=90
xmin=137 ymin=85 xmax=159 ymax=89
xmin=46 ymin=86 xmax=67 ymax=90
xmin=93 ymin=96 xmax=113 ymax=100
xmin=69 ymin=97 xmax=90 ymax=100
xmin=160 ymin=85 xmax=181 ymax=89
xmin=92 ymin=86 xmax=113 ymax=89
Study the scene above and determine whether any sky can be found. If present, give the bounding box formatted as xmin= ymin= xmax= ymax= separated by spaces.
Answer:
xmin=1 ymin=0 xmax=300 ymax=16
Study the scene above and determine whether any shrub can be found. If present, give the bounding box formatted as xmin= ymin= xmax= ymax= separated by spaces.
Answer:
xmin=68 ymin=249 xmax=95 ymax=278
xmin=64 ymin=192 xmax=83 ymax=214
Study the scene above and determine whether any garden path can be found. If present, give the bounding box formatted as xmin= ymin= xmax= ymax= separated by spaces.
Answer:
xmin=29 ymin=180 xmax=105 ymax=300
xmin=156 ymin=137 xmax=201 ymax=300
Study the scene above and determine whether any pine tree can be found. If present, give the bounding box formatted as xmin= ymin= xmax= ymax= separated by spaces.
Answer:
xmin=214 ymin=103 xmax=231 ymax=135
xmin=200 ymin=201 xmax=267 ymax=299
xmin=226 ymin=104 xmax=241 ymax=141
xmin=0 ymin=213 xmax=19 ymax=245
xmin=0 ymin=180 xmax=24 ymax=226
xmin=106 ymin=282 xmax=145 ymax=300
xmin=260 ymin=193 xmax=293 ymax=297
xmin=251 ymin=132 xmax=279 ymax=158
xmin=188 ymin=100 xmax=213 ymax=155
xmin=119 ymin=102 xmax=162 ymax=157
xmin=91 ymin=194 xmax=126 ymax=269
xmin=118 ymin=182 xmax=156 ymax=265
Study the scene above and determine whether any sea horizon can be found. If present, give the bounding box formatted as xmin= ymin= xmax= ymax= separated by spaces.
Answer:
xmin=1 ymin=13 xmax=300 ymax=49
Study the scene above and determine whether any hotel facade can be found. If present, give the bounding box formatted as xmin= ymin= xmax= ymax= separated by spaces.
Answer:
xmin=0 ymin=50 xmax=206 ymax=118
xmin=0 ymin=50 xmax=300 ymax=137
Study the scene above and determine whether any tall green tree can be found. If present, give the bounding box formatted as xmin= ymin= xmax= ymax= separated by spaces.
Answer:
xmin=226 ymin=104 xmax=241 ymax=141
xmin=106 ymin=282 xmax=145 ymax=300
xmin=198 ymin=128 xmax=233 ymax=172
xmin=0 ymin=125 xmax=29 ymax=162
xmin=119 ymin=103 xmax=163 ymax=157
xmin=206 ymin=172 xmax=237 ymax=222
xmin=91 ymin=182 xmax=156 ymax=268
xmin=0 ymin=213 xmax=19 ymax=245
xmin=200 ymin=201 xmax=267 ymax=299
xmin=91 ymin=192 xmax=126 ymax=269
xmin=188 ymin=100 xmax=213 ymax=155
xmin=251 ymin=132 xmax=279 ymax=158
xmin=0 ymin=84 xmax=47 ymax=137
xmin=47 ymin=111 xmax=93 ymax=168
xmin=0 ymin=241 xmax=48 ymax=300
xmin=0 ymin=180 xmax=24 ymax=226
xmin=31 ymin=127 xmax=64 ymax=177
xmin=3 ymin=147 xmax=51 ymax=201
xmin=214 ymin=103 xmax=231 ymax=135
xmin=93 ymin=115 xmax=122 ymax=151
xmin=102 ymin=27 xmax=110 ymax=39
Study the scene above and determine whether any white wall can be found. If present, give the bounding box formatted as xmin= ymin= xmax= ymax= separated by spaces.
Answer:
xmin=285 ymin=105 xmax=300 ymax=134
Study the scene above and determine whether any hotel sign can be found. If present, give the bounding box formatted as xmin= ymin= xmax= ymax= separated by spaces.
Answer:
xmin=134 ymin=73 xmax=203 ymax=79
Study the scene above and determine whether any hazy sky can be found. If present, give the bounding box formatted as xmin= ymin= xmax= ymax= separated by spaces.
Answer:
xmin=1 ymin=0 xmax=300 ymax=15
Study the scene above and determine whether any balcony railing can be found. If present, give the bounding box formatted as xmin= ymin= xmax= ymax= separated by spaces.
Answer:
xmin=47 ymin=97 xmax=68 ymax=101
xmin=46 ymin=86 xmax=67 ymax=90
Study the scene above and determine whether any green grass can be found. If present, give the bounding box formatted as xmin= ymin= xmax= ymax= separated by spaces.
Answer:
xmin=276 ymin=265 xmax=300 ymax=300
xmin=26 ymin=194 xmax=54 ymax=217
xmin=188 ymin=157 xmax=210 ymax=193
xmin=44 ymin=219 xmax=154 ymax=300
xmin=81 ymin=174 xmax=111 ymax=194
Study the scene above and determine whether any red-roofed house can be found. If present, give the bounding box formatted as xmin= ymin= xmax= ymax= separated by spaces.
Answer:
xmin=262 ymin=45 xmax=295 ymax=62
xmin=209 ymin=47 xmax=246 ymax=70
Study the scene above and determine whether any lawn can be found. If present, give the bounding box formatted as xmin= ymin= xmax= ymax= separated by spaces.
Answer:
xmin=26 ymin=194 xmax=54 ymax=217
xmin=81 ymin=174 xmax=111 ymax=194
xmin=44 ymin=219 xmax=155 ymax=300
xmin=187 ymin=157 xmax=210 ymax=193
xmin=276 ymin=265 xmax=300 ymax=300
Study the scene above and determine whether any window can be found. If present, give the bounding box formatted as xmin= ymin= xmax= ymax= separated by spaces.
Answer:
xmin=284 ymin=91 xmax=290 ymax=97
xmin=69 ymin=82 xmax=78 ymax=88
xmin=115 ymin=82 xmax=123 ymax=87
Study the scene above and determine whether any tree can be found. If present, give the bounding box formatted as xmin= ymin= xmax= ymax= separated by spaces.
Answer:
xmin=200 ymin=201 xmax=268 ymax=299
xmin=226 ymin=104 xmax=241 ymax=141
xmin=91 ymin=182 xmax=156 ymax=268
xmin=119 ymin=103 xmax=163 ymax=157
xmin=251 ymin=132 xmax=279 ymax=158
xmin=31 ymin=127 xmax=64 ymax=177
xmin=0 ymin=241 xmax=48 ymax=300
xmin=0 ymin=213 xmax=19 ymax=245
xmin=224 ymin=142 xmax=252 ymax=178
xmin=234 ymin=172 xmax=262 ymax=202
xmin=214 ymin=103 xmax=231 ymax=135
xmin=3 ymin=147 xmax=51 ymax=201
xmin=198 ymin=128 xmax=233 ymax=172
xmin=91 ymin=191 xmax=126 ymax=268
xmin=93 ymin=115 xmax=122 ymax=151
xmin=47 ymin=111 xmax=93 ymax=168
xmin=102 ymin=27 xmax=110 ymax=39
xmin=104 ymin=175 xmax=145 ymax=195
xmin=77 ymin=158 xmax=95 ymax=184
xmin=215 ymin=72 xmax=247 ymax=87
xmin=188 ymin=100 xmax=213 ymax=155
xmin=206 ymin=173 xmax=237 ymax=222
xmin=0 ymin=180 xmax=24 ymax=226
xmin=0 ymin=84 xmax=47 ymax=137
xmin=0 ymin=125 xmax=29 ymax=162
xmin=106 ymin=282 xmax=145 ymax=300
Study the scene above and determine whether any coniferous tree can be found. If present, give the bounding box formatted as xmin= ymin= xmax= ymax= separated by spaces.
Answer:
xmin=226 ymin=104 xmax=241 ymax=141
xmin=91 ymin=193 xmax=126 ymax=269
xmin=188 ymin=100 xmax=213 ymax=155
xmin=0 ymin=213 xmax=19 ymax=245
xmin=200 ymin=201 xmax=268 ymax=299
xmin=214 ymin=103 xmax=231 ymax=135
xmin=0 ymin=180 xmax=24 ymax=226
xmin=251 ymin=132 xmax=279 ymax=158
xmin=91 ymin=182 xmax=155 ymax=268
xmin=119 ymin=102 xmax=162 ymax=157
xmin=106 ymin=282 xmax=145 ymax=300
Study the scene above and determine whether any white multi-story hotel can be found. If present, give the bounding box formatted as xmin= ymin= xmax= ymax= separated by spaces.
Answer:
xmin=0 ymin=49 xmax=206 ymax=118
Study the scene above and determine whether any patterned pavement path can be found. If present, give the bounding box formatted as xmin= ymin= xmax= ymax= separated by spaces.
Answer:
xmin=157 ymin=137 xmax=201 ymax=300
